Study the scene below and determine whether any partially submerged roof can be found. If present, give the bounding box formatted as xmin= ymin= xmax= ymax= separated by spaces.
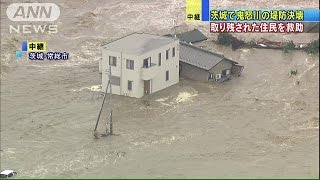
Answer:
xmin=167 ymin=29 xmax=207 ymax=43
xmin=103 ymin=33 xmax=176 ymax=55
xmin=179 ymin=42 xmax=237 ymax=70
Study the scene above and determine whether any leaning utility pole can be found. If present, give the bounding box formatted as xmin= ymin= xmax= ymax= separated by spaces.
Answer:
xmin=93 ymin=81 xmax=109 ymax=138
xmin=93 ymin=65 xmax=114 ymax=138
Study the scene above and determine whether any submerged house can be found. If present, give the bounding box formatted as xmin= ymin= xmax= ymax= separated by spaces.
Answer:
xmin=179 ymin=42 xmax=243 ymax=82
xmin=101 ymin=33 xmax=179 ymax=98
xmin=164 ymin=28 xmax=207 ymax=44
xmin=164 ymin=28 xmax=243 ymax=82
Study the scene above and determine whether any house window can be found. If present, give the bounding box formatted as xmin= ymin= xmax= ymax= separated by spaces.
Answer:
xmin=208 ymin=73 xmax=214 ymax=80
xmin=110 ymin=76 xmax=120 ymax=86
xmin=128 ymin=81 xmax=133 ymax=91
xmin=126 ymin=59 xmax=134 ymax=70
xmin=109 ymin=56 xmax=117 ymax=66
xmin=158 ymin=53 xmax=161 ymax=66
xmin=216 ymin=74 xmax=221 ymax=80
xmin=222 ymin=70 xmax=227 ymax=75
xmin=172 ymin=47 xmax=175 ymax=57
xmin=166 ymin=70 xmax=169 ymax=81
xmin=166 ymin=49 xmax=169 ymax=60
xmin=143 ymin=57 xmax=151 ymax=68
xmin=222 ymin=69 xmax=231 ymax=76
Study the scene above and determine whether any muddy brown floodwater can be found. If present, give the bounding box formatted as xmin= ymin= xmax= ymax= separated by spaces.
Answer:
xmin=1 ymin=48 xmax=318 ymax=178
xmin=0 ymin=0 xmax=319 ymax=178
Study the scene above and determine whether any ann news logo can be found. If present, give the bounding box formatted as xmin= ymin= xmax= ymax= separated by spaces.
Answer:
xmin=16 ymin=41 xmax=69 ymax=60
xmin=6 ymin=3 xmax=60 ymax=34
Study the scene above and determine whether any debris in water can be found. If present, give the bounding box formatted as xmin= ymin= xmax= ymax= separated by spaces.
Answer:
xmin=117 ymin=151 xmax=126 ymax=158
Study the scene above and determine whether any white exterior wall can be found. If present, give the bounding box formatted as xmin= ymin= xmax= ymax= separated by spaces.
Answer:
xmin=120 ymin=52 xmax=141 ymax=98
xmin=101 ymin=40 xmax=179 ymax=98
xmin=144 ymin=42 xmax=179 ymax=95
xmin=102 ymin=50 xmax=140 ymax=97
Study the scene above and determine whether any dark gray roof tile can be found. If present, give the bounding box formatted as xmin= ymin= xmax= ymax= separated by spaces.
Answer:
xmin=179 ymin=42 xmax=237 ymax=70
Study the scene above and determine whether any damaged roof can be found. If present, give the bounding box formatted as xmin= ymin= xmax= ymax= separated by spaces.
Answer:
xmin=179 ymin=42 xmax=237 ymax=70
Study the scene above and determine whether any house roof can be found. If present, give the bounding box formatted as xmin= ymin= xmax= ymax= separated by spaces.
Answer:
xmin=179 ymin=42 xmax=237 ymax=70
xmin=103 ymin=33 xmax=177 ymax=55
xmin=165 ymin=29 xmax=207 ymax=43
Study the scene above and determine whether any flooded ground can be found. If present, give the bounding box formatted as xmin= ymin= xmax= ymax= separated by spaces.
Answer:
xmin=1 ymin=0 xmax=319 ymax=178
xmin=1 ymin=48 xmax=318 ymax=178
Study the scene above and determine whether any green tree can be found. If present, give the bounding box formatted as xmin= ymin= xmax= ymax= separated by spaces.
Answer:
xmin=305 ymin=39 xmax=319 ymax=55
xmin=217 ymin=33 xmax=234 ymax=46
xmin=282 ymin=40 xmax=295 ymax=53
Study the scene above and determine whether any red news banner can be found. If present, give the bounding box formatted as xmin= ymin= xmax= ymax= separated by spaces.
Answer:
xmin=210 ymin=22 xmax=304 ymax=33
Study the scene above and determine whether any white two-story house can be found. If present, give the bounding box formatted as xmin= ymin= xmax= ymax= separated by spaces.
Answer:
xmin=101 ymin=33 xmax=179 ymax=98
